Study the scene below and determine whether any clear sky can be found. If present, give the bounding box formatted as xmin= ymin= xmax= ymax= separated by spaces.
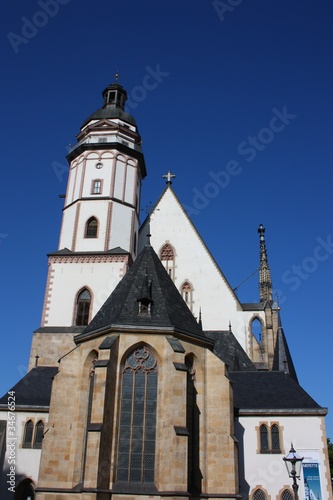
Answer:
xmin=1 ymin=0 xmax=332 ymax=441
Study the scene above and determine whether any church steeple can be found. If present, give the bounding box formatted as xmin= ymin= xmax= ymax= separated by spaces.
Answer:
xmin=258 ymin=224 xmax=273 ymax=305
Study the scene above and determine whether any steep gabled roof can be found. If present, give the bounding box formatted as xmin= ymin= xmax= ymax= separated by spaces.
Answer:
xmin=0 ymin=367 xmax=58 ymax=409
xmin=272 ymin=312 xmax=298 ymax=382
xmin=230 ymin=371 xmax=324 ymax=413
xmin=139 ymin=186 xmax=243 ymax=308
xmin=205 ymin=331 xmax=256 ymax=371
xmin=75 ymin=244 xmax=209 ymax=344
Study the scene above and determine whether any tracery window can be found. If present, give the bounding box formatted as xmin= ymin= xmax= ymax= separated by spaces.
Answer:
xmin=75 ymin=288 xmax=91 ymax=326
xmin=117 ymin=346 xmax=157 ymax=485
xmin=160 ymin=243 xmax=175 ymax=279
xmin=85 ymin=217 xmax=98 ymax=238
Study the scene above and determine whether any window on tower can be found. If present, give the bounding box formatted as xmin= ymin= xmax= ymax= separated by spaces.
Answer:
xmin=75 ymin=288 xmax=91 ymax=326
xmin=85 ymin=217 xmax=98 ymax=238
xmin=91 ymin=179 xmax=102 ymax=195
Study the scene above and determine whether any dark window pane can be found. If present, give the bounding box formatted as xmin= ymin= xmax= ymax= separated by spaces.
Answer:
xmin=260 ymin=425 xmax=269 ymax=451
xmin=271 ymin=424 xmax=280 ymax=450
xmin=34 ymin=421 xmax=44 ymax=449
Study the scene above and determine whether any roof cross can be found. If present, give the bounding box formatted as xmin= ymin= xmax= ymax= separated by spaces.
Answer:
xmin=162 ymin=170 xmax=176 ymax=185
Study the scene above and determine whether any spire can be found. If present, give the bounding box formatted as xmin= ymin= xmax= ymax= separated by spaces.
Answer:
xmin=258 ymin=224 xmax=273 ymax=305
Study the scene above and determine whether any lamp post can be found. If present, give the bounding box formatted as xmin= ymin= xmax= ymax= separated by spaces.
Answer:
xmin=283 ymin=443 xmax=304 ymax=500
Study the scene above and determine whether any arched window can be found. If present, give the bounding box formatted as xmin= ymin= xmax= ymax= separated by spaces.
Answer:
xmin=85 ymin=217 xmax=98 ymax=238
xmin=281 ymin=490 xmax=293 ymax=500
xmin=271 ymin=424 xmax=280 ymax=451
xmin=160 ymin=243 xmax=175 ymax=279
xmin=76 ymin=288 xmax=91 ymax=326
xmin=15 ymin=478 xmax=35 ymax=499
xmin=23 ymin=420 xmax=33 ymax=448
xmin=33 ymin=420 xmax=44 ymax=449
xmin=117 ymin=346 xmax=157 ymax=484
xmin=253 ymin=489 xmax=266 ymax=500
xmin=181 ymin=281 xmax=193 ymax=311
xmin=259 ymin=424 xmax=269 ymax=452
xmin=251 ymin=317 xmax=262 ymax=343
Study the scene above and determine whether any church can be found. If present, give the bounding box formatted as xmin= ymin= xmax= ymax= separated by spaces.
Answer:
xmin=0 ymin=81 xmax=331 ymax=500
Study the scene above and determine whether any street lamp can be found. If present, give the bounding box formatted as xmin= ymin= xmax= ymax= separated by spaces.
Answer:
xmin=283 ymin=443 xmax=304 ymax=500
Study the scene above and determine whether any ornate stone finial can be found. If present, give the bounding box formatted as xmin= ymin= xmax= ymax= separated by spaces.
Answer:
xmin=162 ymin=170 xmax=176 ymax=185
xmin=258 ymin=224 xmax=273 ymax=305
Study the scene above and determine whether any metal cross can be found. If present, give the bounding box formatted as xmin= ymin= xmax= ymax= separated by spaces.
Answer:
xmin=162 ymin=170 xmax=176 ymax=185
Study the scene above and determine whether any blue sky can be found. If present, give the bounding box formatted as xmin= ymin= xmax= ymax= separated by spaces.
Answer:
xmin=1 ymin=0 xmax=332 ymax=442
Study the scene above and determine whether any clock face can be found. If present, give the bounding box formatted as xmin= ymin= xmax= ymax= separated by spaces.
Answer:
xmin=96 ymin=162 xmax=103 ymax=169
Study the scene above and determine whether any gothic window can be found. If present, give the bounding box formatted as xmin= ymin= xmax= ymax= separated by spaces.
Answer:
xmin=253 ymin=489 xmax=266 ymax=500
xmin=259 ymin=423 xmax=281 ymax=453
xmin=181 ymin=281 xmax=193 ymax=311
xmin=260 ymin=424 xmax=269 ymax=452
xmin=33 ymin=421 xmax=44 ymax=449
xmin=117 ymin=346 xmax=157 ymax=485
xmin=22 ymin=420 xmax=34 ymax=448
xmin=85 ymin=217 xmax=98 ymax=238
xmin=271 ymin=424 xmax=280 ymax=451
xmin=160 ymin=243 xmax=175 ymax=279
xmin=251 ymin=317 xmax=262 ymax=343
xmin=281 ymin=490 xmax=293 ymax=500
xmin=91 ymin=179 xmax=102 ymax=194
xmin=75 ymin=288 xmax=91 ymax=326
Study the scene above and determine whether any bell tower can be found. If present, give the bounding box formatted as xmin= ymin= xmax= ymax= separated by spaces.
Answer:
xmin=29 ymin=80 xmax=147 ymax=369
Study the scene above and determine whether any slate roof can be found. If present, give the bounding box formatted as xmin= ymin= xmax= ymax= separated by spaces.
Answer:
xmin=48 ymin=246 xmax=129 ymax=256
xmin=205 ymin=331 xmax=256 ymax=371
xmin=76 ymin=244 xmax=208 ymax=344
xmin=0 ymin=367 xmax=58 ymax=409
xmin=230 ymin=371 xmax=324 ymax=412
xmin=272 ymin=312 xmax=298 ymax=382
xmin=81 ymin=106 xmax=136 ymax=128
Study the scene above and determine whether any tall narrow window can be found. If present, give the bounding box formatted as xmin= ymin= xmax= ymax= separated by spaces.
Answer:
xmin=186 ymin=355 xmax=201 ymax=493
xmin=117 ymin=346 xmax=157 ymax=485
xmin=160 ymin=243 xmax=175 ymax=279
xmin=33 ymin=421 xmax=44 ymax=449
xmin=259 ymin=424 xmax=269 ymax=452
xmin=85 ymin=217 xmax=98 ymax=238
xmin=181 ymin=281 xmax=193 ymax=311
xmin=23 ymin=420 xmax=34 ymax=448
xmin=251 ymin=318 xmax=262 ymax=343
xmin=271 ymin=424 xmax=280 ymax=451
xmin=76 ymin=288 xmax=91 ymax=326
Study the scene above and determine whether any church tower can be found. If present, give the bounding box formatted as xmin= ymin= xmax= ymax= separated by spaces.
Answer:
xmin=29 ymin=80 xmax=146 ymax=369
